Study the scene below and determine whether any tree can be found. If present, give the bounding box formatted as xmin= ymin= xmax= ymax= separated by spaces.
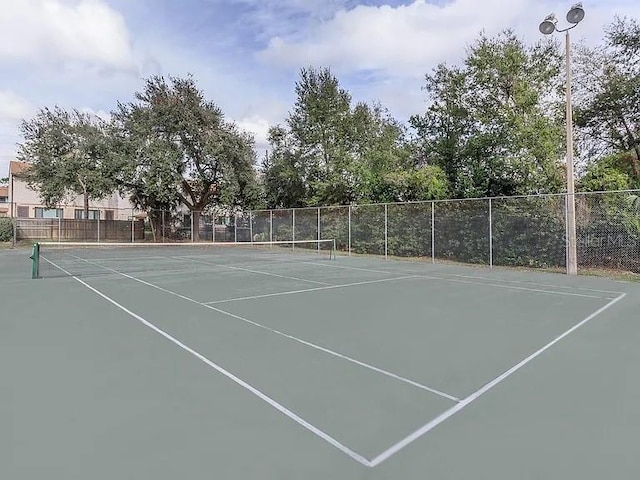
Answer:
xmin=574 ymin=17 xmax=640 ymax=187
xmin=263 ymin=67 xmax=447 ymax=208
xmin=18 ymin=107 xmax=115 ymax=218
xmin=262 ymin=126 xmax=308 ymax=208
xmin=410 ymin=30 xmax=565 ymax=198
xmin=0 ymin=177 xmax=8 ymax=186
xmin=578 ymin=154 xmax=632 ymax=192
xmin=113 ymin=75 xmax=261 ymax=240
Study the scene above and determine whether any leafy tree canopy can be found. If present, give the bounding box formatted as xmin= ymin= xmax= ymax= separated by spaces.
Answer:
xmin=111 ymin=75 xmax=262 ymax=238
xmin=18 ymin=107 xmax=115 ymax=217
xmin=410 ymin=29 xmax=565 ymax=198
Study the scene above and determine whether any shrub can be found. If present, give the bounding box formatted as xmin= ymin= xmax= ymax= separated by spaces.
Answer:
xmin=0 ymin=217 xmax=13 ymax=242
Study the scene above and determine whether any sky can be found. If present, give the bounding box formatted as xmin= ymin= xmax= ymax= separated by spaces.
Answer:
xmin=2 ymin=0 xmax=640 ymax=177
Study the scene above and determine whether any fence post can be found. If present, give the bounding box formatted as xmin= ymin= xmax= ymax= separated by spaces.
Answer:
xmin=317 ymin=207 xmax=321 ymax=251
xmin=131 ymin=209 xmax=135 ymax=243
xmin=249 ymin=211 xmax=254 ymax=243
xmin=12 ymin=205 xmax=17 ymax=245
xmin=269 ymin=210 xmax=273 ymax=243
xmin=348 ymin=205 xmax=352 ymax=256
xmin=564 ymin=194 xmax=569 ymax=271
xmin=488 ymin=198 xmax=493 ymax=269
xmin=292 ymin=209 xmax=296 ymax=250
xmin=234 ymin=213 xmax=238 ymax=243
xmin=431 ymin=202 xmax=435 ymax=264
xmin=384 ymin=204 xmax=388 ymax=260
xmin=97 ymin=210 xmax=100 ymax=243
xmin=162 ymin=210 xmax=166 ymax=243
xmin=190 ymin=212 xmax=194 ymax=243
xmin=58 ymin=215 xmax=62 ymax=243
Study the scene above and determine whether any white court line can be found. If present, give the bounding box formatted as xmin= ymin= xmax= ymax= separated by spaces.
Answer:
xmin=204 ymin=275 xmax=420 ymax=305
xmin=448 ymin=274 xmax=625 ymax=296
xmin=368 ymin=292 xmax=627 ymax=467
xmin=175 ymin=256 xmax=331 ymax=286
xmin=70 ymin=255 xmax=171 ymax=262
xmin=40 ymin=255 xmax=371 ymax=466
xmin=70 ymin=255 xmax=460 ymax=402
xmin=305 ymin=262 xmax=610 ymax=299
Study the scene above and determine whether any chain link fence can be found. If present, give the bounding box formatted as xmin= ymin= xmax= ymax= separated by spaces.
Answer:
xmin=250 ymin=190 xmax=639 ymax=274
xmin=9 ymin=191 xmax=639 ymax=274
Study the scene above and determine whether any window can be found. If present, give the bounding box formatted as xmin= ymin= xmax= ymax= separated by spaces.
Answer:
xmin=35 ymin=208 xmax=63 ymax=219
xmin=17 ymin=206 xmax=29 ymax=218
xmin=104 ymin=210 xmax=114 ymax=220
xmin=74 ymin=209 xmax=99 ymax=220
xmin=0 ymin=196 xmax=7 ymax=203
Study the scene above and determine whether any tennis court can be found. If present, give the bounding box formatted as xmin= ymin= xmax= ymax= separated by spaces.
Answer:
xmin=2 ymin=241 xmax=639 ymax=479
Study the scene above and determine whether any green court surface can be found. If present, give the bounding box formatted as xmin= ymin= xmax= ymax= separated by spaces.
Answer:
xmin=2 ymin=244 xmax=639 ymax=479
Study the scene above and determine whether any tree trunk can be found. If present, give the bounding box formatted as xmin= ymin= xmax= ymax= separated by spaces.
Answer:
xmin=631 ymin=147 xmax=640 ymax=181
xmin=192 ymin=209 xmax=201 ymax=242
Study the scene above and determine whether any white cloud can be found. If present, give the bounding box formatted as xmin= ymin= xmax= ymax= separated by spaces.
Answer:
xmin=0 ymin=92 xmax=33 ymax=176
xmin=236 ymin=115 xmax=272 ymax=152
xmin=0 ymin=0 xmax=135 ymax=71
xmin=257 ymin=0 xmax=640 ymax=121
xmin=79 ymin=107 xmax=112 ymax=122
xmin=258 ymin=0 xmax=640 ymax=79
xmin=0 ymin=91 xmax=35 ymax=124
xmin=258 ymin=0 xmax=526 ymax=77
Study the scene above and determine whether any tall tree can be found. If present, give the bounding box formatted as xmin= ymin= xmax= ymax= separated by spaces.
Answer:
xmin=411 ymin=30 xmax=565 ymax=198
xmin=18 ymin=107 xmax=115 ymax=218
xmin=113 ymin=75 xmax=261 ymax=240
xmin=263 ymin=67 xmax=448 ymax=207
xmin=262 ymin=126 xmax=308 ymax=208
xmin=574 ymin=17 xmax=640 ymax=187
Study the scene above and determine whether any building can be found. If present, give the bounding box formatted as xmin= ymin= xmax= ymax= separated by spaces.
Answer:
xmin=6 ymin=160 xmax=137 ymax=220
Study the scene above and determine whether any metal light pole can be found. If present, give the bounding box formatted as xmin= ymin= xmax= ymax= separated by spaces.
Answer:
xmin=539 ymin=3 xmax=585 ymax=276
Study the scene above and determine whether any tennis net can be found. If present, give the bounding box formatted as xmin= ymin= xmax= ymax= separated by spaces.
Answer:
xmin=31 ymin=239 xmax=336 ymax=279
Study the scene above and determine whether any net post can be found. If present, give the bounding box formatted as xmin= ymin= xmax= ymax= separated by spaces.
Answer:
xmin=292 ymin=209 xmax=296 ymax=251
xmin=30 ymin=243 xmax=40 ymax=279
xmin=58 ymin=215 xmax=61 ymax=243
xmin=384 ymin=203 xmax=388 ymax=260
xmin=431 ymin=201 xmax=435 ymax=264
xmin=131 ymin=209 xmax=135 ymax=243
xmin=317 ymin=207 xmax=321 ymax=252
xmin=488 ymin=198 xmax=493 ymax=269
xmin=97 ymin=209 xmax=100 ymax=243
xmin=162 ymin=210 xmax=166 ymax=243
xmin=333 ymin=238 xmax=336 ymax=260
xmin=191 ymin=212 xmax=195 ymax=243
xmin=348 ymin=205 xmax=352 ymax=257
xmin=212 ymin=213 xmax=216 ymax=243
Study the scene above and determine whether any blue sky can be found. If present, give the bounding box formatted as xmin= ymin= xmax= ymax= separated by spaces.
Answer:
xmin=2 ymin=0 xmax=640 ymax=176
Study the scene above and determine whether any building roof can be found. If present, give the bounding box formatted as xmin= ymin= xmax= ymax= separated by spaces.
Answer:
xmin=9 ymin=161 xmax=30 ymax=176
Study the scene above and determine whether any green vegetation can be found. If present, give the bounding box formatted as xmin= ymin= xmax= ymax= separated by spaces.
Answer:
xmin=0 ymin=218 xmax=13 ymax=242
xmin=11 ymin=19 xmax=640 ymax=273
